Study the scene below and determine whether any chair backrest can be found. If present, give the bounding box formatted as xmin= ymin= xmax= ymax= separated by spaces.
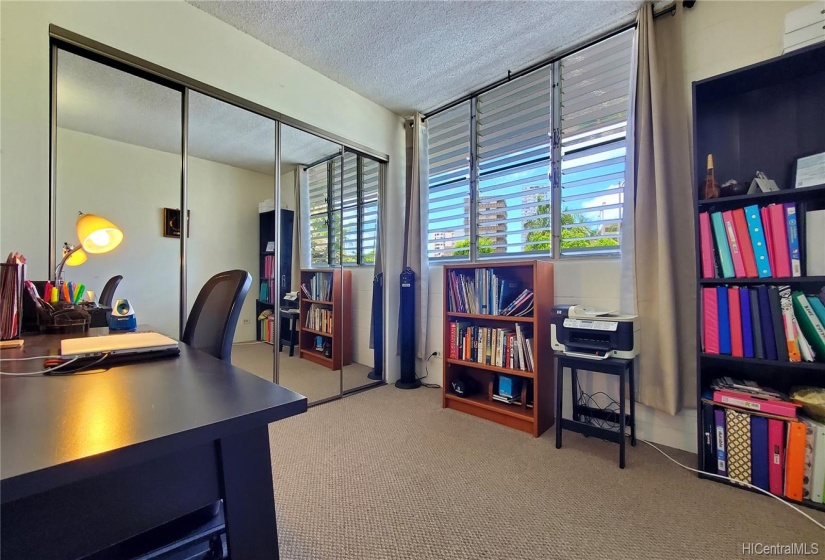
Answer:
xmin=99 ymin=275 xmax=123 ymax=307
xmin=181 ymin=270 xmax=251 ymax=362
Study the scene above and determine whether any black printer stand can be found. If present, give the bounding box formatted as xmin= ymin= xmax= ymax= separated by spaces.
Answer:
xmin=555 ymin=355 xmax=636 ymax=468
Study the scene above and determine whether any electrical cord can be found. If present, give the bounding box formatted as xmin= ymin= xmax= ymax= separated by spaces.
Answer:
xmin=416 ymin=351 xmax=441 ymax=388
xmin=0 ymin=356 xmax=81 ymax=376
xmin=0 ymin=353 xmax=111 ymax=376
xmin=641 ymin=438 xmax=825 ymax=531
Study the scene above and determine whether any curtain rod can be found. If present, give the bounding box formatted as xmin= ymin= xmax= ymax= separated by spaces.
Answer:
xmin=422 ymin=2 xmax=677 ymax=121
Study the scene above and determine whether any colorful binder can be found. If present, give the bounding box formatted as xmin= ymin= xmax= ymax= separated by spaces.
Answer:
xmin=762 ymin=206 xmax=776 ymax=274
xmin=711 ymin=212 xmax=735 ymax=278
xmin=718 ymin=286 xmax=731 ymax=355
xmin=751 ymin=416 xmax=769 ymax=491
xmin=779 ymin=285 xmax=801 ymax=362
xmin=726 ymin=408 xmax=752 ymax=486
xmin=728 ymin=287 xmax=743 ymax=357
xmin=744 ymin=204 xmax=772 ymax=278
xmin=702 ymin=288 xmax=720 ymax=354
xmin=713 ymin=390 xmax=799 ymax=418
xmin=750 ymin=289 xmax=764 ymax=359
xmin=810 ymin=296 xmax=825 ymax=327
xmin=715 ymin=408 xmax=727 ymax=476
xmin=768 ymin=203 xmax=791 ymax=277
xmin=699 ymin=212 xmax=715 ymax=279
xmin=785 ymin=203 xmax=801 ymax=277
xmin=785 ymin=421 xmax=806 ymax=501
xmin=792 ymin=291 xmax=825 ymax=360
xmin=740 ymin=288 xmax=754 ymax=358
xmin=767 ymin=286 xmax=789 ymax=362
xmin=702 ymin=403 xmax=717 ymax=473
xmin=723 ymin=210 xmax=746 ymax=278
xmin=732 ymin=208 xmax=758 ymax=278
xmin=801 ymin=416 xmax=825 ymax=503
xmin=768 ymin=418 xmax=785 ymax=496
xmin=756 ymin=285 xmax=778 ymax=360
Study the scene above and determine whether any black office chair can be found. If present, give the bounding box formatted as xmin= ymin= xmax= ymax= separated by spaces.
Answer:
xmin=99 ymin=275 xmax=122 ymax=307
xmin=182 ymin=270 xmax=251 ymax=363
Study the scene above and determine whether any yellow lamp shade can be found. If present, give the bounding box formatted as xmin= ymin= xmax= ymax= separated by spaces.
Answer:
xmin=76 ymin=213 xmax=123 ymax=254
xmin=63 ymin=246 xmax=87 ymax=267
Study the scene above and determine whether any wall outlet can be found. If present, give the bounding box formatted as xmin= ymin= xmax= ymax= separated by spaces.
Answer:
xmin=242 ymin=318 xmax=250 ymax=325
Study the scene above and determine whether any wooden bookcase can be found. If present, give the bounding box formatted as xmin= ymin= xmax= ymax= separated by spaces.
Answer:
xmin=692 ymin=43 xmax=825 ymax=511
xmin=298 ymin=268 xmax=352 ymax=370
xmin=442 ymin=260 xmax=554 ymax=437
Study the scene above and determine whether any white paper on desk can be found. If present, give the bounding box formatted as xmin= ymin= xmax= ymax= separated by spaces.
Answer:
xmin=796 ymin=152 xmax=825 ymax=189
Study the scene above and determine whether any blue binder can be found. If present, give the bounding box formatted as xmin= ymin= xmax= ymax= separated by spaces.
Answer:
xmin=757 ymin=285 xmax=778 ymax=360
xmin=740 ymin=288 xmax=754 ymax=358
xmin=744 ymin=204 xmax=772 ymax=278
xmin=717 ymin=286 xmax=731 ymax=355
xmin=711 ymin=212 xmax=735 ymax=278
xmin=751 ymin=416 xmax=770 ymax=491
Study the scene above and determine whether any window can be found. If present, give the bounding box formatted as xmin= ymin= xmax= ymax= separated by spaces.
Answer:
xmin=308 ymin=153 xmax=380 ymax=265
xmin=426 ymin=29 xmax=633 ymax=261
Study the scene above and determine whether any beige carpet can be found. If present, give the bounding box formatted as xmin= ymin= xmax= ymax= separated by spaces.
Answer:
xmin=269 ymin=385 xmax=825 ymax=560
xmin=233 ymin=342 xmax=377 ymax=403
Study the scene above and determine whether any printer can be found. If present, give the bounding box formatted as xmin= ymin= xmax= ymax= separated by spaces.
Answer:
xmin=551 ymin=305 xmax=639 ymax=360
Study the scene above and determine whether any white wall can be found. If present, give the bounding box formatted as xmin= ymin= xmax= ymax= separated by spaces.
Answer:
xmin=0 ymin=0 xmax=405 ymax=379
xmin=56 ymin=128 xmax=272 ymax=341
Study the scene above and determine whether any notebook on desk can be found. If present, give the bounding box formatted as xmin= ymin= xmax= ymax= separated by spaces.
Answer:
xmin=60 ymin=331 xmax=179 ymax=359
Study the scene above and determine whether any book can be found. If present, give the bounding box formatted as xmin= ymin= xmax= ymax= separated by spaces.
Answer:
xmin=715 ymin=408 xmax=727 ymax=476
xmin=768 ymin=418 xmax=786 ymax=496
xmin=723 ymin=210 xmax=746 ymax=278
xmin=785 ymin=421 xmax=807 ymax=501
xmin=767 ymin=286 xmax=789 ymax=362
xmin=728 ymin=287 xmax=743 ymax=357
xmin=778 ymin=285 xmax=801 ymax=362
xmin=717 ymin=286 xmax=731 ymax=355
xmin=768 ymin=204 xmax=791 ymax=277
xmin=807 ymin=210 xmax=825 ymax=276
xmin=744 ymin=204 xmax=772 ymax=278
xmin=810 ymin=296 xmax=825 ymax=327
xmin=740 ymin=288 xmax=754 ymax=358
xmin=796 ymin=319 xmax=816 ymax=362
xmin=751 ymin=415 xmax=770 ymax=492
xmin=785 ymin=203 xmax=801 ymax=277
xmin=702 ymin=288 xmax=719 ymax=353
xmin=801 ymin=416 xmax=825 ymax=503
xmin=792 ymin=292 xmax=825 ymax=361
xmin=732 ymin=208 xmax=758 ymax=278
xmin=756 ymin=285 xmax=778 ymax=360
xmin=699 ymin=212 xmax=715 ymax=278
xmin=710 ymin=212 xmax=735 ymax=278
xmin=750 ymin=289 xmax=764 ymax=359
xmin=725 ymin=409 xmax=752 ymax=485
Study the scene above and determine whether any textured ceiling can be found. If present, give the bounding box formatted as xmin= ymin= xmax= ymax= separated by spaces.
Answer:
xmin=188 ymin=0 xmax=643 ymax=115
xmin=57 ymin=50 xmax=341 ymax=175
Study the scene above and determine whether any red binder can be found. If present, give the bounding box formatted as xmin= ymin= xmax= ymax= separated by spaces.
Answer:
xmin=728 ymin=287 xmax=743 ymax=357
xmin=722 ymin=210 xmax=746 ymax=278
xmin=768 ymin=204 xmax=791 ymax=277
xmin=699 ymin=212 xmax=715 ymax=278
xmin=732 ymin=208 xmax=758 ymax=278
xmin=703 ymin=287 xmax=719 ymax=354
xmin=761 ymin=206 xmax=775 ymax=274
xmin=768 ymin=419 xmax=785 ymax=496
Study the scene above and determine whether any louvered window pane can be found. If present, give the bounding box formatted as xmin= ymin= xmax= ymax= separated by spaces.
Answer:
xmin=427 ymin=102 xmax=471 ymax=260
xmin=476 ymin=66 xmax=552 ymax=258
xmin=308 ymin=162 xmax=330 ymax=264
xmin=560 ymin=29 xmax=632 ymax=255
xmin=361 ymin=158 xmax=379 ymax=264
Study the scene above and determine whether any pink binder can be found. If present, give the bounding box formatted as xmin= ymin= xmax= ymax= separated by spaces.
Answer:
xmin=768 ymin=204 xmax=791 ymax=278
xmin=722 ymin=210 xmax=746 ymax=278
xmin=713 ymin=390 xmax=799 ymax=418
xmin=768 ymin=419 xmax=785 ymax=496
xmin=699 ymin=212 xmax=714 ymax=278
xmin=703 ymin=287 xmax=719 ymax=354
xmin=761 ymin=206 xmax=776 ymax=274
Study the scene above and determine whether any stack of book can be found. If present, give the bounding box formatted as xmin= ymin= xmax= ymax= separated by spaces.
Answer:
xmin=259 ymin=313 xmax=275 ymax=343
xmin=305 ymin=304 xmax=332 ymax=334
xmin=447 ymin=268 xmax=533 ymax=316
xmin=301 ymin=273 xmax=333 ymax=301
xmin=448 ymin=321 xmax=534 ymax=372
xmin=702 ymin=285 xmax=825 ymax=362
xmin=699 ymin=203 xmax=802 ymax=279
xmin=701 ymin=377 xmax=825 ymax=504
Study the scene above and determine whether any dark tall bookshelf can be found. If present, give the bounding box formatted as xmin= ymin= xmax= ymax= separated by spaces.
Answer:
xmin=692 ymin=42 xmax=825 ymax=512
xmin=256 ymin=209 xmax=294 ymax=343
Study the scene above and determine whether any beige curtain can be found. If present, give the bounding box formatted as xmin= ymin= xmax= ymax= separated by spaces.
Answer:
xmin=622 ymin=4 xmax=696 ymax=414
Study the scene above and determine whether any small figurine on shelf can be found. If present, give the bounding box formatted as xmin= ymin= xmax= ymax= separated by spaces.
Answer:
xmin=703 ymin=154 xmax=719 ymax=199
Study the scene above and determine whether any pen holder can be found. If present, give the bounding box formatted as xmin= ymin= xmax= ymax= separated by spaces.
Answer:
xmin=36 ymin=302 xmax=91 ymax=334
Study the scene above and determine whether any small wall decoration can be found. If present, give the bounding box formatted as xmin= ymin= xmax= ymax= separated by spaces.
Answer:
xmin=163 ymin=208 xmax=190 ymax=238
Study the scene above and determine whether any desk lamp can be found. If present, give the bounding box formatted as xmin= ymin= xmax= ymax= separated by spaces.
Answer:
xmin=55 ymin=212 xmax=124 ymax=285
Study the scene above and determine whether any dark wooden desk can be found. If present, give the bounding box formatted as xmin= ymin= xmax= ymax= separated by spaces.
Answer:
xmin=0 ymin=329 xmax=307 ymax=559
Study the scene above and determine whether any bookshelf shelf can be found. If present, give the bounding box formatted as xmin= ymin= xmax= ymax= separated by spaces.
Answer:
xmin=693 ymin=43 xmax=825 ymax=512
xmin=445 ymin=311 xmax=535 ymax=323
xmin=445 ymin=358 xmax=536 ymax=379
xmin=442 ymin=260 xmax=553 ymax=437
xmin=298 ymin=268 xmax=351 ymax=370
xmin=700 ymin=474 xmax=825 ymax=514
